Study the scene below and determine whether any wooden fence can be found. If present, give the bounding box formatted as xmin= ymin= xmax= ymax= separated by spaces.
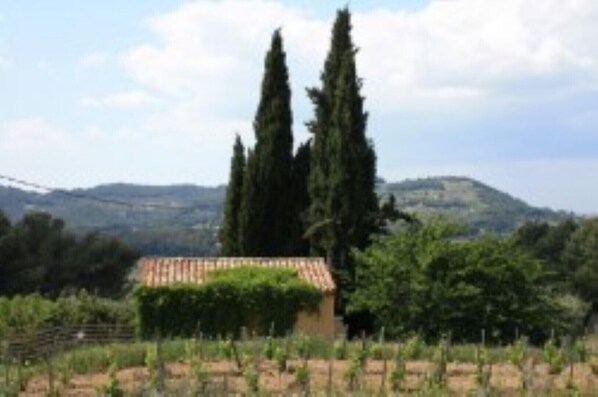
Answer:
xmin=1 ymin=324 xmax=135 ymax=363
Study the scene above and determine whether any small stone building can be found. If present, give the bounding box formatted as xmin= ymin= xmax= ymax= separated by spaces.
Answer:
xmin=137 ymin=257 xmax=336 ymax=338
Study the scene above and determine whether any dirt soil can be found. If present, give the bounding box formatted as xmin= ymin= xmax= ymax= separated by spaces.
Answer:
xmin=22 ymin=359 xmax=598 ymax=396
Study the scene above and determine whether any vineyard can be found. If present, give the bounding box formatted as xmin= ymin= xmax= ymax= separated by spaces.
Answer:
xmin=1 ymin=328 xmax=597 ymax=396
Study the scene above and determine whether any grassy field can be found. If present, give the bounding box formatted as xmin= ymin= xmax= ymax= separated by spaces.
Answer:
xmin=1 ymin=334 xmax=597 ymax=395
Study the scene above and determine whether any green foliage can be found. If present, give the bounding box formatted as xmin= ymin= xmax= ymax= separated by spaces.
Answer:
xmin=274 ymin=345 xmax=288 ymax=373
xmin=0 ymin=211 xmax=139 ymax=297
xmin=403 ymin=335 xmax=425 ymax=360
xmin=239 ymin=30 xmax=296 ymax=256
xmin=382 ymin=177 xmax=569 ymax=237
xmin=145 ymin=344 xmax=158 ymax=390
xmin=190 ymin=355 xmax=210 ymax=394
xmin=295 ymin=334 xmax=312 ymax=360
xmin=509 ymin=337 xmax=527 ymax=370
xmin=0 ymin=292 xmax=134 ymax=339
xmin=220 ymin=134 xmax=246 ymax=256
xmin=350 ymin=222 xmax=577 ymax=342
xmin=102 ymin=348 xmax=123 ymax=397
xmin=542 ymin=338 xmax=564 ymax=374
xmin=288 ymin=141 xmax=311 ymax=256
xmin=343 ymin=355 xmax=362 ymax=391
xmin=242 ymin=364 xmax=259 ymax=394
xmin=135 ymin=267 xmax=322 ymax=338
xmin=307 ymin=8 xmax=378 ymax=296
xmin=573 ymin=338 xmax=587 ymax=363
xmin=389 ymin=363 xmax=406 ymax=392
xmin=562 ymin=218 xmax=598 ymax=310
xmin=334 ymin=338 xmax=348 ymax=360
xmin=295 ymin=362 xmax=311 ymax=392
xmin=475 ymin=345 xmax=491 ymax=392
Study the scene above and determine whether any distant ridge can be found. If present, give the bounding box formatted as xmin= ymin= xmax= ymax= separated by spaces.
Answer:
xmin=379 ymin=176 xmax=571 ymax=235
xmin=0 ymin=176 xmax=571 ymax=254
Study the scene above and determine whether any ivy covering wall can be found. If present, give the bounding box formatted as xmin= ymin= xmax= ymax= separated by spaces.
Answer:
xmin=134 ymin=267 xmax=322 ymax=338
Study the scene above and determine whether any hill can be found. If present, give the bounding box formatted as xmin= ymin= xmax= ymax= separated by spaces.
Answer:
xmin=0 ymin=177 xmax=571 ymax=254
xmin=379 ymin=176 xmax=571 ymax=235
xmin=0 ymin=183 xmax=226 ymax=255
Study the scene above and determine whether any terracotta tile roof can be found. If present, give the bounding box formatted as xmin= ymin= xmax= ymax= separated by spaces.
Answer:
xmin=137 ymin=257 xmax=335 ymax=293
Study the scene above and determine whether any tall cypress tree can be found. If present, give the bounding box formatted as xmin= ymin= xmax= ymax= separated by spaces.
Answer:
xmin=307 ymin=8 xmax=355 ymax=258
xmin=289 ymin=141 xmax=311 ymax=255
xmin=220 ymin=134 xmax=245 ymax=256
xmin=307 ymin=8 xmax=378 ymax=274
xmin=239 ymin=30 xmax=294 ymax=256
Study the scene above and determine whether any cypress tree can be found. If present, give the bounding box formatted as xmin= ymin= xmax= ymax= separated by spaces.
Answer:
xmin=306 ymin=8 xmax=354 ymax=258
xmin=307 ymin=8 xmax=378 ymax=272
xmin=289 ymin=141 xmax=311 ymax=255
xmin=220 ymin=135 xmax=246 ymax=256
xmin=239 ymin=30 xmax=294 ymax=256
xmin=328 ymin=51 xmax=378 ymax=270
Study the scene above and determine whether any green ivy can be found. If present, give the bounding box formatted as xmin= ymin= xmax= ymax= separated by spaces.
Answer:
xmin=135 ymin=267 xmax=322 ymax=338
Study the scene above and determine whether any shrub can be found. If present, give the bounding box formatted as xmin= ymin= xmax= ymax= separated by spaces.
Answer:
xmin=243 ymin=364 xmax=259 ymax=394
xmin=295 ymin=362 xmax=310 ymax=393
xmin=135 ymin=267 xmax=322 ymax=338
xmin=403 ymin=335 xmax=425 ymax=360
xmin=543 ymin=338 xmax=564 ymax=374
xmin=0 ymin=292 xmax=134 ymax=339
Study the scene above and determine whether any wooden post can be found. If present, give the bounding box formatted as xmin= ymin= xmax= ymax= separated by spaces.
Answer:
xmin=156 ymin=330 xmax=165 ymax=395
xmin=380 ymin=327 xmax=386 ymax=393
xmin=45 ymin=352 xmax=54 ymax=395
xmin=327 ymin=357 xmax=333 ymax=396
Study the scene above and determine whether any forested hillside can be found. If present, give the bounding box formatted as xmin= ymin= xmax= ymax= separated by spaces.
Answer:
xmin=0 ymin=184 xmax=225 ymax=255
xmin=0 ymin=176 xmax=570 ymax=255
xmin=380 ymin=176 xmax=571 ymax=235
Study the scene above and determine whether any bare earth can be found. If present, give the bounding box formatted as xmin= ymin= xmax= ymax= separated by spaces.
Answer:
xmin=22 ymin=359 xmax=598 ymax=396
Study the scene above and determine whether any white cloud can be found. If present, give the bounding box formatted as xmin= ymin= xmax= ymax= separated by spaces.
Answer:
xmin=121 ymin=0 xmax=327 ymax=100
xmin=79 ymin=51 xmax=109 ymax=68
xmin=354 ymin=0 xmax=598 ymax=106
xmin=0 ymin=118 xmax=71 ymax=154
xmin=80 ymin=90 xmax=158 ymax=108
xmin=118 ymin=0 xmax=598 ymax=122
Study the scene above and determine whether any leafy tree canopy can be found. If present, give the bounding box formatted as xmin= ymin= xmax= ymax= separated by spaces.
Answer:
xmin=0 ymin=210 xmax=140 ymax=297
xmin=349 ymin=222 xmax=585 ymax=343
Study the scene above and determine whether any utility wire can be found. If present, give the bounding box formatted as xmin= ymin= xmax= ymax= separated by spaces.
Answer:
xmin=0 ymin=173 xmax=192 ymax=211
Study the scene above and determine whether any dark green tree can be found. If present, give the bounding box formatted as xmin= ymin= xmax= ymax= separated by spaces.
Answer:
xmin=0 ymin=211 xmax=139 ymax=297
xmin=562 ymin=218 xmax=598 ymax=311
xmin=307 ymin=8 xmax=378 ymax=280
xmin=289 ymin=141 xmax=311 ymax=255
xmin=220 ymin=135 xmax=246 ymax=256
xmin=239 ymin=30 xmax=294 ymax=256
xmin=513 ymin=219 xmax=578 ymax=290
xmin=307 ymin=8 xmax=353 ymax=257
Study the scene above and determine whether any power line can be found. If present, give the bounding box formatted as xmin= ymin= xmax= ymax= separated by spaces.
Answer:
xmin=0 ymin=173 xmax=192 ymax=211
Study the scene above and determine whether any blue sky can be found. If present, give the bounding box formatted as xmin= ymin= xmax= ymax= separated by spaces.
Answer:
xmin=1 ymin=0 xmax=597 ymax=214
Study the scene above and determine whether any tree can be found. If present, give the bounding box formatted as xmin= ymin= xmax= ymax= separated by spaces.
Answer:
xmin=0 ymin=211 xmax=139 ymax=297
xmin=289 ymin=141 xmax=311 ymax=255
xmin=562 ymin=218 xmax=598 ymax=311
xmin=307 ymin=8 xmax=354 ymax=258
xmin=220 ymin=135 xmax=246 ymax=256
xmin=349 ymin=222 xmax=580 ymax=342
xmin=239 ymin=30 xmax=294 ymax=256
xmin=513 ymin=219 xmax=579 ymax=291
xmin=307 ymin=8 xmax=378 ymax=285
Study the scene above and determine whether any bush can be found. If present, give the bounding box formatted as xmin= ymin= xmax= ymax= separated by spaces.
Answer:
xmin=350 ymin=222 xmax=576 ymax=343
xmin=134 ymin=267 xmax=322 ymax=338
xmin=0 ymin=292 xmax=134 ymax=339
